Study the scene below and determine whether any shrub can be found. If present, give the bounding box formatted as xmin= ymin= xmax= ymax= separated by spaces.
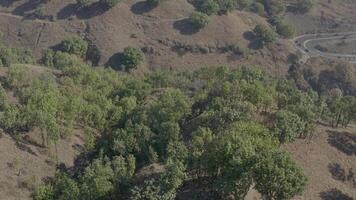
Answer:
xmin=77 ymin=0 xmax=93 ymax=7
xmin=147 ymin=0 xmax=164 ymax=7
xmin=236 ymin=0 xmax=251 ymax=10
xmin=263 ymin=0 xmax=285 ymax=15
xmin=60 ymin=37 xmax=88 ymax=57
xmin=253 ymin=24 xmax=277 ymax=46
xmin=0 ymin=47 xmax=13 ymax=67
xmin=41 ymin=49 xmax=55 ymax=67
xmin=296 ymin=0 xmax=313 ymax=13
xmin=121 ymin=47 xmax=145 ymax=71
xmin=217 ymin=0 xmax=236 ymax=13
xmin=53 ymin=51 xmax=81 ymax=69
xmin=34 ymin=185 xmax=54 ymax=200
xmin=198 ymin=0 xmax=220 ymax=15
xmin=11 ymin=47 xmax=34 ymax=64
xmin=276 ymin=22 xmax=295 ymax=39
xmin=34 ymin=5 xmax=46 ymax=19
xmin=100 ymin=0 xmax=120 ymax=8
xmin=250 ymin=2 xmax=265 ymax=16
xmin=189 ymin=12 xmax=210 ymax=29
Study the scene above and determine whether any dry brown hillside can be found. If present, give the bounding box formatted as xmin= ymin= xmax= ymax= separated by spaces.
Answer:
xmin=0 ymin=0 xmax=294 ymax=75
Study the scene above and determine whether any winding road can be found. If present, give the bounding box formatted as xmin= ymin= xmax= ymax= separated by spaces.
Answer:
xmin=293 ymin=31 xmax=356 ymax=63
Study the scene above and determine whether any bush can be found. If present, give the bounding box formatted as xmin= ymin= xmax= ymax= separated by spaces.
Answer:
xmin=34 ymin=5 xmax=46 ymax=19
xmin=77 ymin=0 xmax=93 ymax=7
xmin=198 ymin=0 xmax=219 ymax=15
xmin=253 ymin=24 xmax=277 ymax=46
xmin=34 ymin=185 xmax=54 ymax=200
xmin=53 ymin=51 xmax=81 ymax=69
xmin=60 ymin=37 xmax=88 ymax=57
xmin=12 ymin=47 xmax=34 ymax=64
xmin=250 ymin=2 xmax=265 ymax=16
xmin=235 ymin=0 xmax=251 ymax=10
xmin=296 ymin=0 xmax=313 ymax=13
xmin=189 ymin=12 xmax=210 ymax=29
xmin=276 ymin=22 xmax=295 ymax=39
xmin=100 ymin=0 xmax=120 ymax=8
xmin=41 ymin=49 xmax=55 ymax=67
xmin=0 ymin=47 xmax=13 ymax=67
xmin=263 ymin=0 xmax=285 ymax=15
xmin=217 ymin=0 xmax=236 ymax=13
xmin=121 ymin=47 xmax=144 ymax=71
xmin=147 ymin=0 xmax=165 ymax=7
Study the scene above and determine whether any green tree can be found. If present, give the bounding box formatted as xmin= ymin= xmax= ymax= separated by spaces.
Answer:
xmin=34 ymin=185 xmax=54 ymax=200
xmin=189 ymin=12 xmax=211 ymax=29
xmin=60 ymin=37 xmax=88 ymax=57
xmin=250 ymin=2 xmax=265 ymax=16
xmin=253 ymin=24 xmax=277 ymax=46
xmin=253 ymin=152 xmax=308 ymax=200
xmin=121 ymin=47 xmax=145 ymax=71
xmin=198 ymin=0 xmax=220 ymax=15
xmin=274 ymin=110 xmax=304 ymax=143
xmin=296 ymin=0 xmax=314 ymax=13
xmin=80 ymin=156 xmax=115 ymax=200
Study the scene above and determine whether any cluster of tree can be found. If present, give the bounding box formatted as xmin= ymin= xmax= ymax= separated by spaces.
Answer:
xmin=0 ymin=56 xmax=328 ymax=200
xmin=40 ymin=37 xmax=144 ymax=71
xmin=0 ymin=36 xmax=34 ymax=68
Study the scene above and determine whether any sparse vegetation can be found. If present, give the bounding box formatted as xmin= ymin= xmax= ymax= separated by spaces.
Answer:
xmin=77 ymin=0 xmax=94 ymax=7
xmin=100 ymin=0 xmax=121 ymax=8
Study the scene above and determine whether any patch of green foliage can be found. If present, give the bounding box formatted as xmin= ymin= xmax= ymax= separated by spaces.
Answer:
xmin=121 ymin=47 xmax=145 ymax=71
xmin=253 ymin=24 xmax=277 ymax=46
xmin=189 ymin=12 xmax=211 ymax=29
xmin=60 ymin=37 xmax=88 ymax=58
xmin=1 ymin=47 xmax=347 ymax=199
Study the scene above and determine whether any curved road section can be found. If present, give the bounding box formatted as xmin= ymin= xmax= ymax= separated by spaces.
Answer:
xmin=293 ymin=31 xmax=356 ymax=63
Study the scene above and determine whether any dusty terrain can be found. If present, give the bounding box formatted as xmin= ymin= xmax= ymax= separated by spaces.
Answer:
xmin=285 ymin=124 xmax=356 ymax=200
xmin=285 ymin=0 xmax=356 ymax=35
xmin=0 ymin=0 xmax=294 ymax=75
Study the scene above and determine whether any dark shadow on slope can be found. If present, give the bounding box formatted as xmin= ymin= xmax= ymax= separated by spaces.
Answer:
xmin=12 ymin=0 xmax=43 ymax=16
xmin=56 ymin=3 xmax=78 ymax=20
xmin=173 ymin=18 xmax=200 ymax=35
xmin=105 ymin=52 xmax=125 ymax=71
xmin=131 ymin=1 xmax=155 ymax=15
xmin=15 ymin=142 xmax=38 ymax=156
xmin=328 ymin=163 xmax=346 ymax=182
xmin=327 ymin=130 xmax=356 ymax=156
xmin=57 ymin=2 xmax=110 ymax=20
xmin=76 ymin=2 xmax=110 ymax=20
xmin=0 ymin=0 xmax=15 ymax=7
xmin=320 ymin=188 xmax=353 ymax=200
xmin=243 ymin=31 xmax=261 ymax=50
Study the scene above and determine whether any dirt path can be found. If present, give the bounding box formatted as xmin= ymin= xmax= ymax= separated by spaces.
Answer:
xmin=0 ymin=11 xmax=55 ymax=25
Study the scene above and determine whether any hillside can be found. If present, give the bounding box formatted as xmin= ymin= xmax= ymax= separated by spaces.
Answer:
xmin=0 ymin=0 xmax=356 ymax=200
xmin=0 ymin=0 xmax=296 ymax=74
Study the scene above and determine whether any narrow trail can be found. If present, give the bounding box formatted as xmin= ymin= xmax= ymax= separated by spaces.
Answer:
xmin=0 ymin=11 xmax=55 ymax=25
